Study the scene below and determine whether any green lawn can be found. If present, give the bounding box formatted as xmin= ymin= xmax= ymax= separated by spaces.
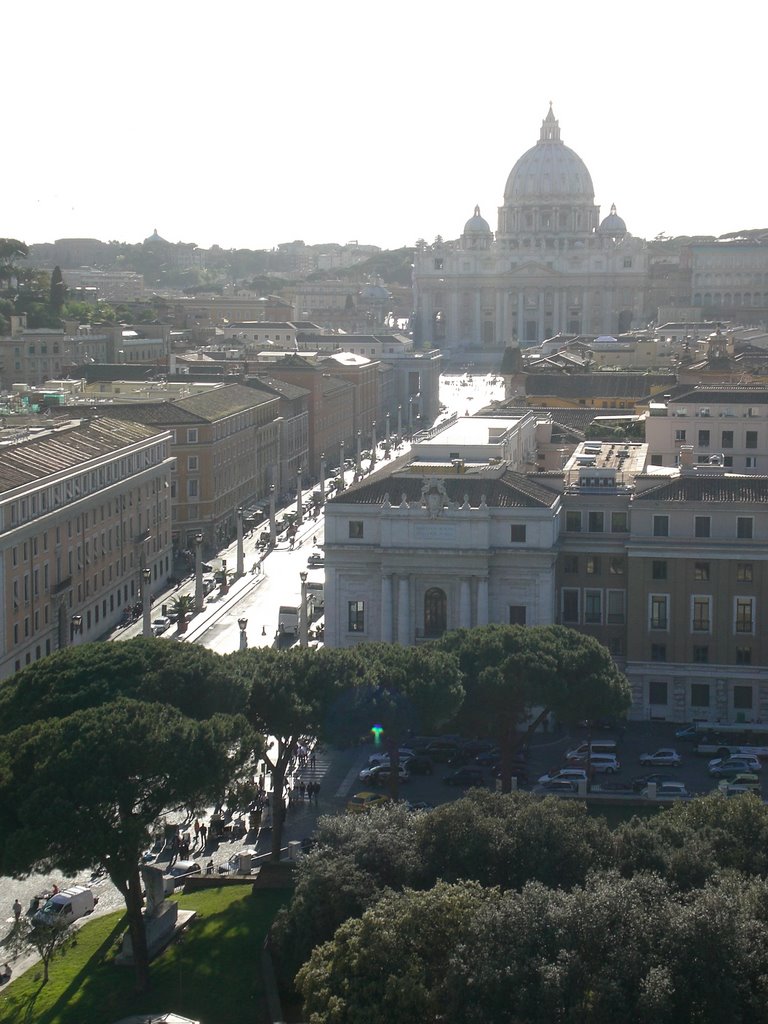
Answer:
xmin=0 ymin=886 xmax=291 ymax=1024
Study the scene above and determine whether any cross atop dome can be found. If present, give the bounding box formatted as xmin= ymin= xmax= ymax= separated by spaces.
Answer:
xmin=540 ymin=103 xmax=561 ymax=143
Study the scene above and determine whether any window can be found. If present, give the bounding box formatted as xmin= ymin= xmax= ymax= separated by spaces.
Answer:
xmin=509 ymin=605 xmax=527 ymax=626
xmin=611 ymin=511 xmax=628 ymax=533
xmin=694 ymin=562 xmax=710 ymax=582
xmin=737 ymin=517 xmax=753 ymax=540
xmin=675 ymin=429 xmax=686 ymax=442
xmin=187 ymin=428 xmax=198 ymax=444
xmin=724 ymin=456 xmax=733 ymax=467
xmin=566 ymin=510 xmax=582 ymax=532
xmin=586 ymin=556 xmax=601 ymax=575
xmin=563 ymin=555 xmax=578 ymax=574
xmin=424 ymin=588 xmax=447 ymax=636
xmin=735 ymin=597 xmax=754 ymax=634
xmin=562 ymin=589 xmax=579 ymax=624
xmin=746 ymin=456 xmax=758 ymax=469
xmin=610 ymin=637 xmax=625 ymax=657
xmin=584 ymin=590 xmax=602 ymax=624
xmin=692 ymin=596 xmax=711 ymax=632
xmin=607 ymin=589 xmax=625 ymax=624
xmin=721 ymin=430 xmax=733 ymax=448
xmin=691 ymin=683 xmax=710 ymax=706
xmin=188 ymin=456 xmax=199 ymax=471
xmin=348 ymin=600 xmax=365 ymax=632
xmin=510 ymin=524 xmax=527 ymax=542
xmin=733 ymin=686 xmax=753 ymax=711
xmin=698 ymin=429 xmax=710 ymax=447
xmin=737 ymin=563 xmax=753 ymax=583
xmin=694 ymin=516 xmax=710 ymax=539
xmin=609 ymin=557 xmax=624 ymax=575
xmin=650 ymin=595 xmax=668 ymax=630
xmin=649 ymin=680 xmax=668 ymax=703
xmin=652 ymin=561 xmax=667 ymax=581
xmin=588 ymin=511 xmax=604 ymax=533
xmin=736 ymin=646 xmax=752 ymax=665
xmin=653 ymin=515 xmax=669 ymax=537
xmin=187 ymin=479 xmax=199 ymax=498
xmin=650 ymin=454 xmax=663 ymax=466
xmin=746 ymin=430 xmax=758 ymax=449
xmin=693 ymin=645 xmax=709 ymax=663
xmin=348 ymin=520 xmax=364 ymax=539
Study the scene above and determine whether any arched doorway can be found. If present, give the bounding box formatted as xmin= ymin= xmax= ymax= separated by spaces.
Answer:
xmin=424 ymin=587 xmax=447 ymax=637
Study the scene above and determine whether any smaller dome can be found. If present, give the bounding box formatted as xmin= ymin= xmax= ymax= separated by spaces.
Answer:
xmin=464 ymin=205 xmax=492 ymax=235
xmin=598 ymin=204 xmax=627 ymax=236
xmin=359 ymin=284 xmax=389 ymax=301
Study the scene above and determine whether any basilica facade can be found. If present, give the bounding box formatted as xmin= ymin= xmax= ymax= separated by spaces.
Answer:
xmin=413 ymin=106 xmax=651 ymax=350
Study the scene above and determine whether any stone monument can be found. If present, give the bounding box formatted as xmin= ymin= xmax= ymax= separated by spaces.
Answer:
xmin=117 ymin=864 xmax=195 ymax=965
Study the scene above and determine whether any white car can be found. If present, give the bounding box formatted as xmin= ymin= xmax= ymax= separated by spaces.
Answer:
xmin=368 ymin=748 xmax=415 ymax=767
xmin=641 ymin=781 xmax=689 ymax=800
xmin=537 ymin=767 xmax=589 ymax=786
xmin=638 ymin=748 xmax=682 ymax=767
xmin=359 ymin=763 xmax=411 ymax=784
xmin=152 ymin=616 xmax=172 ymax=636
xmin=708 ymin=753 xmax=761 ymax=773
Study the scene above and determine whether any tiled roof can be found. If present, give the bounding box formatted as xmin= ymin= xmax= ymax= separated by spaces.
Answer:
xmin=670 ymin=387 xmax=768 ymax=405
xmin=66 ymin=384 xmax=276 ymax=425
xmin=525 ymin=373 xmax=676 ymax=400
xmin=245 ymin=376 xmax=310 ymax=401
xmin=634 ymin=474 xmax=768 ymax=503
xmin=321 ymin=375 xmax=354 ymax=397
xmin=329 ymin=467 xmax=558 ymax=509
xmin=0 ymin=418 xmax=163 ymax=492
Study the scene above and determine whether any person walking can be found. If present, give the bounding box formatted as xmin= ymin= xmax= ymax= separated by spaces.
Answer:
xmin=299 ymin=780 xmax=306 ymax=801
xmin=194 ymin=819 xmax=201 ymax=846
xmin=12 ymin=899 xmax=22 ymax=924
xmin=313 ymin=782 xmax=320 ymax=805
xmin=199 ymin=823 xmax=207 ymax=847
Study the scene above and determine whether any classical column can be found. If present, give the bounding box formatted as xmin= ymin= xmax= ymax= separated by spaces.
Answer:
xmin=537 ymin=289 xmax=545 ymax=342
xmin=459 ymin=579 xmax=471 ymax=628
xmin=381 ymin=574 xmax=393 ymax=642
xmin=397 ymin=576 xmax=410 ymax=645
xmin=517 ymin=292 xmax=524 ymax=343
xmin=495 ymin=291 xmax=504 ymax=346
xmin=476 ymin=577 xmax=489 ymax=626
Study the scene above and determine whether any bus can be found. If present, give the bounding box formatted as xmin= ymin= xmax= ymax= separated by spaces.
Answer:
xmin=690 ymin=722 xmax=768 ymax=760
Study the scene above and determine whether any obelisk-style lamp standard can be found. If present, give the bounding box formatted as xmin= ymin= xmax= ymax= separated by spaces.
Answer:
xmin=194 ymin=531 xmax=205 ymax=614
xmin=142 ymin=567 xmax=152 ymax=637
xmin=296 ymin=467 xmax=304 ymax=526
xmin=236 ymin=507 xmax=245 ymax=578
xmin=299 ymin=570 xmax=309 ymax=649
xmin=269 ymin=484 xmax=277 ymax=548
xmin=238 ymin=617 xmax=248 ymax=651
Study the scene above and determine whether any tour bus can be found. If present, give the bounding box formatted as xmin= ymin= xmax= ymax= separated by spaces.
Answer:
xmin=692 ymin=722 xmax=768 ymax=760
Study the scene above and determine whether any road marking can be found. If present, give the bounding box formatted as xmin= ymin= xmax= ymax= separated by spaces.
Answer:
xmin=336 ymin=760 xmax=365 ymax=799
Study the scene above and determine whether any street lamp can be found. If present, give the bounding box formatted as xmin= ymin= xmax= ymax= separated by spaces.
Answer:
xmin=220 ymin=558 xmax=229 ymax=596
xmin=354 ymin=430 xmax=362 ymax=482
xmin=236 ymin=507 xmax=245 ymax=578
xmin=238 ymin=617 xmax=248 ymax=651
xmin=370 ymin=421 xmax=377 ymax=469
xmin=269 ymin=484 xmax=277 ymax=548
xmin=296 ymin=466 xmax=304 ymax=526
xmin=142 ymin=567 xmax=152 ymax=638
xmin=70 ymin=613 xmax=83 ymax=644
xmin=194 ymin=531 xmax=205 ymax=614
xmin=299 ymin=570 xmax=309 ymax=649
xmin=319 ymin=452 xmax=327 ymax=509
xmin=338 ymin=440 xmax=345 ymax=493
xmin=397 ymin=404 xmax=402 ymax=443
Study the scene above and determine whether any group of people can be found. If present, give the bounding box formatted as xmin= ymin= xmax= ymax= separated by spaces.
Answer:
xmin=289 ymin=779 xmax=321 ymax=805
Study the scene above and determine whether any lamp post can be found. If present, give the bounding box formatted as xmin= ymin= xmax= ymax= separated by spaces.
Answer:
xmin=236 ymin=507 xmax=245 ymax=578
xmin=220 ymin=558 xmax=229 ymax=596
xmin=397 ymin=404 xmax=402 ymax=444
xmin=408 ymin=395 xmax=414 ymax=436
xmin=296 ymin=466 xmax=303 ymax=526
xmin=269 ymin=484 xmax=277 ymax=548
xmin=238 ymin=617 xmax=248 ymax=651
xmin=370 ymin=421 xmax=377 ymax=469
xmin=142 ymin=567 xmax=152 ymax=638
xmin=338 ymin=440 xmax=345 ymax=493
xmin=385 ymin=411 xmax=391 ymax=459
xmin=354 ymin=430 xmax=362 ymax=482
xmin=299 ymin=570 xmax=309 ymax=649
xmin=194 ymin=531 xmax=204 ymax=614
xmin=319 ymin=452 xmax=326 ymax=509
xmin=70 ymin=613 xmax=83 ymax=645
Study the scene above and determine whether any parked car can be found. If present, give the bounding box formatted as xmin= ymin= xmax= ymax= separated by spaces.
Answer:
xmin=460 ymin=739 xmax=497 ymax=757
xmin=534 ymin=778 xmax=579 ymax=795
xmin=423 ymin=740 xmax=463 ymax=763
xmin=442 ymin=767 xmax=486 ymax=787
xmin=566 ymin=752 xmax=621 ymax=773
xmin=151 ymin=616 xmax=172 ymax=636
xmin=358 ymin=763 xmax=411 ymax=785
xmin=708 ymin=753 xmax=761 ymax=773
xmin=368 ymin=748 xmax=415 ymax=767
xmin=495 ymin=765 xmax=529 ymax=783
xmin=537 ymin=767 xmax=589 ymax=786
xmin=473 ymin=749 xmax=502 ymax=767
xmin=402 ymin=755 xmax=434 ymax=775
xmin=346 ymin=791 xmax=392 ymax=813
xmin=202 ymin=575 xmax=217 ymax=595
xmin=566 ymin=740 xmax=619 ymax=761
xmin=631 ymin=773 xmax=678 ymax=793
xmin=641 ymin=781 xmax=689 ymax=800
xmin=638 ymin=748 xmax=682 ymax=767
xmin=674 ymin=724 xmax=700 ymax=741
xmin=307 ymin=553 xmax=324 ymax=567
xmin=709 ymin=757 xmax=761 ymax=779
xmin=722 ymin=773 xmax=761 ymax=794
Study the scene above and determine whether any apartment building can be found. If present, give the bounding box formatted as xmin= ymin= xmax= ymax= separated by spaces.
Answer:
xmin=0 ymin=417 xmax=173 ymax=680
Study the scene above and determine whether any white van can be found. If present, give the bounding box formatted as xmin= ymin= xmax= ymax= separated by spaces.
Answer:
xmin=566 ymin=740 xmax=618 ymax=762
xmin=33 ymin=886 xmax=95 ymax=928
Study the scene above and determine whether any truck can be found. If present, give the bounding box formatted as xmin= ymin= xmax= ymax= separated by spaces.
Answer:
xmin=277 ymin=603 xmax=300 ymax=643
xmin=306 ymin=581 xmax=324 ymax=613
xmin=33 ymin=885 xmax=96 ymax=928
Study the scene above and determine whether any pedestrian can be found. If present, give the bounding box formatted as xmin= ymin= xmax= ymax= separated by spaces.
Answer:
xmin=310 ymin=751 xmax=316 ymax=770
xmin=194 ymin=819 xmax=200 ymax=845
xmin=313 ymin=535 xmax=317 ymax=546
xmin=299 ymin=780 xmax=306 ymax=800
xmin=200 ymin=823 xmax=207 ymax=846
xmin=313 ymin=782 xmax=320 ymax=805
xmin=13 ymin=899 xmax=22 ymax=923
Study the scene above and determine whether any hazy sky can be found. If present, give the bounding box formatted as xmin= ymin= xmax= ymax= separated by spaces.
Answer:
xmin=6 ymin=0 xmax=766 ymax=252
